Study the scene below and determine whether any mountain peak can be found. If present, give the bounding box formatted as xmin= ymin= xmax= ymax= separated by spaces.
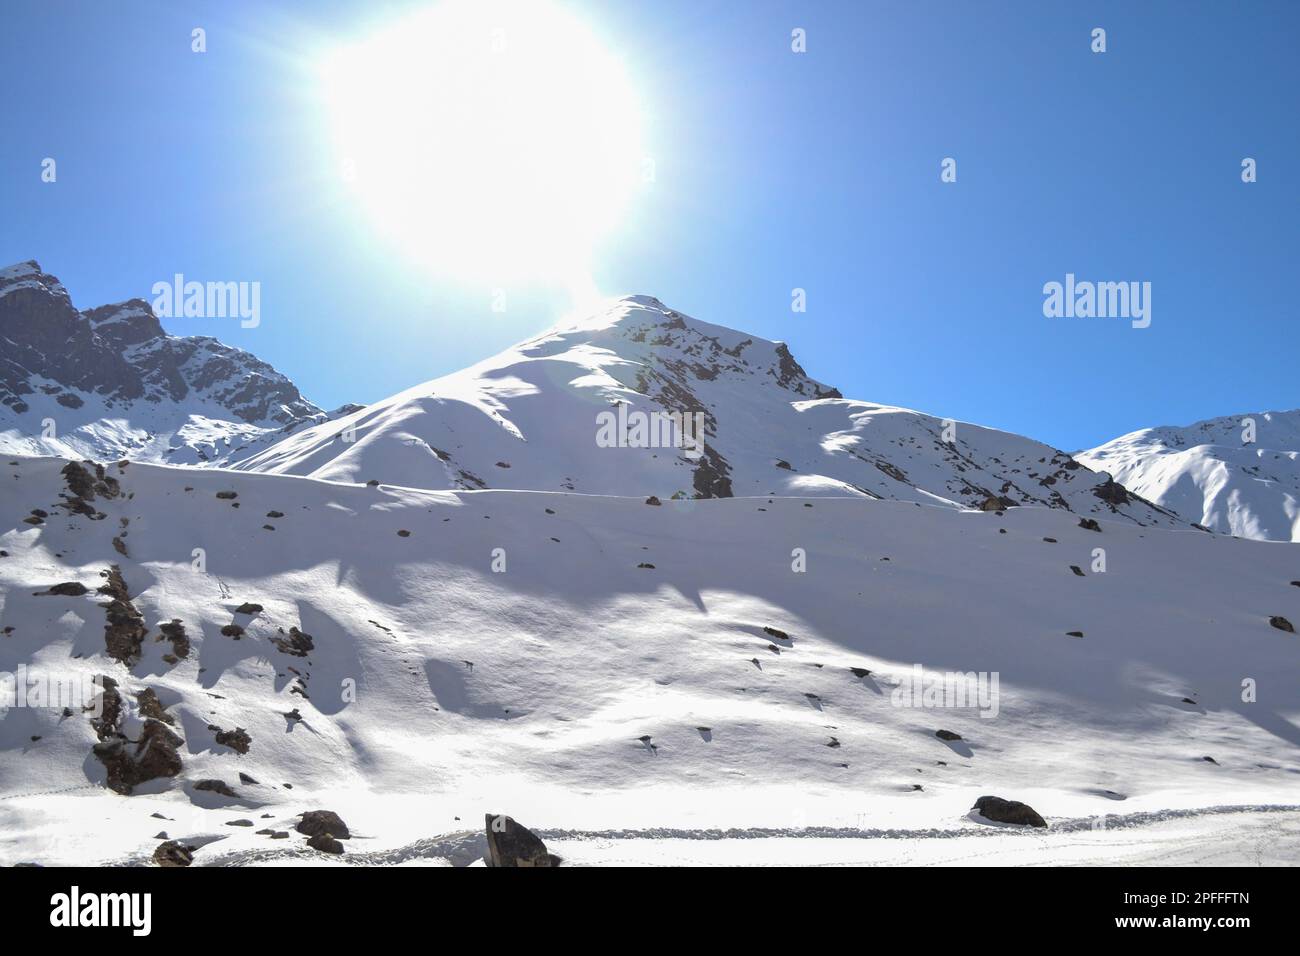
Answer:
xmin=0 ymin=260 xmax=327 ymax=464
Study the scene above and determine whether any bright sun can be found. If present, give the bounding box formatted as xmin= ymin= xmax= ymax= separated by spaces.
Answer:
xmin=320 ymin=0 xmax=643 ymax=298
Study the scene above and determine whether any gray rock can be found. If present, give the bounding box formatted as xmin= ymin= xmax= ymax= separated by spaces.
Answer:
xmin=484 ymin=813 xmax=560 ymax=867
xmin=973 ymin=795 xmax=1047 ymax=828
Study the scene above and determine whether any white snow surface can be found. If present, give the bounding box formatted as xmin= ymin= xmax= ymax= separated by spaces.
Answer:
xmin=233 ymin=296 xmax=1180 ymax=529
xmin=1 ymin=454 xmax=1298 ymax=866
xmin=1081 ymin=410 xmax=1300 ymax=542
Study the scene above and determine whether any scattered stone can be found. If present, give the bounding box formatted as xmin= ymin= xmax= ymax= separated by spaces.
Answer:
xmin=193 ymin=779 xmax=238 ymax=798
xmin=266 ymin=510 xmax=284 ymax=518
xmin=1066 ymin=630 xmax=1084 ymax=638
xmin=157 ymin=619 xmax=190 ymax=659
xmin=849 ymin=667 xmax=871 ymax=678
xmin=271 ymin=626 xmax=314 ymax=657
xmin=215 ymin=491 xmax=237 ymax=500
xmin=1078 ymin=518 xmax=1101 ymax=532
xmin=39 ymin=582 xmax=89 ymax=596
xmin=307 ymin=833 xmax=344 ymax=854
xmin=1070 ymin=565 xmax=1085 ymax=577
xmin=973 ymin=795 xmax=1047 ymax=828
xmin=1043 ymin=537 xmax=1057 ymax=543
xmin=153 ymin=841 xmax=195 ymax=867
xmin=111 ymin=536 xmax=128 ymax=556
xmin=238 ymin=772 xmax=259 ymax=785
xmin=644 ymin=495 xmax=661 ymax=506
xmin=1203 ymin=755 xmax=1219 ymax=765
xmin=397 ymin=529 xmax=411 ymax=537
xmin=1269 ymin=616 xmax=1294 ymax=633
xmin=208 ymin=725 xmax=252 ymax=755
xmin=484 ymin=813 xmax=559 ymax=867
xmin=935 ymin=730 xmax=962 ymax=741
xmin=220 ymin=624 xmax=244 ymax=638
xmin=637 ymin=562 xmax=655 ymax=569
xmin=225 ymin=819 xmax=254 ymax=827
xmin=136 ymin=688 xmax=174 ymax=724
xmin=234 ymin=602 xmax=263 ymax=615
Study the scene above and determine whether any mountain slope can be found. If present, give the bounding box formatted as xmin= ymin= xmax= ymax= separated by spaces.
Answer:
xmin=0 ymin=260 xmax=344 ymax=465
xmin=237 ymin=295 xmax=1180 ymax=528
xmin=1 ymin=455 xmax=1298 ymax=865
xmin=1080 ymin=411 xmax=1300 ymax=542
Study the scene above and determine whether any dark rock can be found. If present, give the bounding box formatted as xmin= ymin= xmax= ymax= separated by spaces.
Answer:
xmin=271 ymin=626 xmax=314 ymax=657
xmin=157 ymin=619 xmax=191 ymax=659
xmin=215 ymin=491 xmax=237 ymax=500
xmin=935 ymin=730 xmax=962 ymax=741
xmin=849 ymin=667 xmax=871 ymax=678
xmin=1078 ymin=518 xmax=1101 ymax=532
xmin=397 ymin=529 xmax=411 ymax=537
xmin=644 ymin=495 xmax=661 ymax=506
xmin=193 ymin=779 xmax=238 ymax=798
xmin=484 ymin=813 xmax=559 ymax=867
xmin=93 ymin=719 xmax=184 ymax=795
xmin=40 ymin=582 xmax=88 ymax=596
xmin=234 ymin=602 xmax=263 ymax=615
xmin=220 ymin=624 xmax=244 ymax=638
xmin=1070 ymin=565 xmax=1085 ymax=577
xmin=98 ymin=566 xmax=147 ymax=665
xmin=1269 ymin=616 xmax=1294 ymax=633
xmin=210 ymin=725 xmax=252 ymax=755
xmin=136 ymin=688 xmax=173 ymax=724
xmin=153 ymin=841 xmax=195 ymax=867
xmin=297 ymin=810 xmax=350 ymax=840
xmin=1066 ymin=630 xmax=1084 ymax=638
xmin=307 ymin=833 xmax=345 ymax=854
xmin=762 ymin=626 xmax=790 ymax=641
xmin=973 ymin=795 xmax=1047 ymax=828
xmin=225 ymin=819 xmax=254 ymax=827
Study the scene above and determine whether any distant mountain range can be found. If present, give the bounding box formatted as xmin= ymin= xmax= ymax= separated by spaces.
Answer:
xmin=2 ymin=260 xmax=1296 ymax=539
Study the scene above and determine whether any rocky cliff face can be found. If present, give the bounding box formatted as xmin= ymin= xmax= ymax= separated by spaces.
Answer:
xmin=0 ymin=260 xmax=330 ymax=464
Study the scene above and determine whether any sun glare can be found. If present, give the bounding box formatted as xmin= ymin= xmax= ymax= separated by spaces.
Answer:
xmin=320 ymin=0 xmax=643 ymax=297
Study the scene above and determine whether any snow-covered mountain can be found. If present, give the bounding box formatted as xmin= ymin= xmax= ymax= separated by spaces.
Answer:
xmin=235 ymin=294 xmax=1181 ymax=529
xmin=1080 ymin=411 xmax=1300 ymax=542
xmin=0 ymin=261 xmax=350 ymax=466
xmin=1 ymin=455 xmax=1297 ymax=866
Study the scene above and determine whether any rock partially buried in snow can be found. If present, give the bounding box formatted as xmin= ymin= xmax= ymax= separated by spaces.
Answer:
xmin=972 ymin=795 xmax=1047 ymax=828
xmin=297 ymin=810 xmax=350 ymax=840
xmin=1078 ymin=518 xmax=1101 ymax=532
xmin=1269 ymin=616 xmax=1295 ymax=633
xmin=153 ymin=840 xmax=195 ymax=867
xmin=484 ymin=813 xmax=560 ymax=867
xmin=935 ymin=729 xmax=962 ymax=741
xmin=644 ymin=495 xmax=661 ymax=506
xmin=307 ymin=832 xmax=345 ymax=854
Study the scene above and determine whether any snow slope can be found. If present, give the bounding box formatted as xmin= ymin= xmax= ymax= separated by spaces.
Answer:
xmin=0 ymin=261 xmax=349 ymax=465
xmin=236 ymin=295 xmax=1180 ymax=529
xmin=1 ymin=454 xmax=1297 ymax=866
xmin=1080 ymin=410 xmax=1300 ymax=542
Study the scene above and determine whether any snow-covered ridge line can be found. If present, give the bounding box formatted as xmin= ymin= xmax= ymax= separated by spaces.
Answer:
xmin=1081 ymin=408 xmax=1300 ymax=541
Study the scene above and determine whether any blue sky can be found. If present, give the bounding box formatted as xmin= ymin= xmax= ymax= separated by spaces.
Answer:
xmin=2 ymin=0 xmax=1296 ymax=449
